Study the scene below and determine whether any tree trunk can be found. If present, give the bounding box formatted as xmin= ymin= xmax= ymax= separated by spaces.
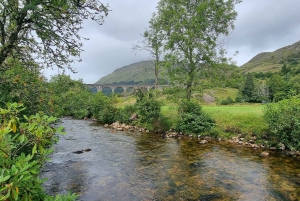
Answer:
xmin=154 ymin=51 xmax=159 ymax=89
xmin=186 ymin=83 xmax=192 ymax=100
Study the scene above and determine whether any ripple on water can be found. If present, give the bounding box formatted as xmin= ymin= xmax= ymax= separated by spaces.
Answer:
xmin=42 ymin=118 xmax=300 ymax=201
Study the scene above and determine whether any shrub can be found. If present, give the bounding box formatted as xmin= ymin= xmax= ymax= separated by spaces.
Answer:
xmin=97 ymin=106 xmax=119 ymax=124
xmin=134 ymin=90 xmax=169 ymax=132
xmin=264 ymin=96 xmax=300 ymax=150
xmin=116 ymin=105 xmax=137 ymax=125
xmin=89 ymin=92 xmax=110 ymax=119
xmin=135 ymin=90 xmax=161 ymax=124
xmin=0 ymin=103 xmax=77 ymax=200
xmin=220 ymin=96 xmax=235 ymax=105
xmin=175 ymin=100 xmax=215 ymax=135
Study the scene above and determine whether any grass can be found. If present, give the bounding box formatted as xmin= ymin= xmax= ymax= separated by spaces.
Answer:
xmin=203 ymin=88 xmax=239 ymax=103
xmin=114 ymin=90 xmax=269 ymax=139
xmin=203 ymin=105 xmax=268 ymax=138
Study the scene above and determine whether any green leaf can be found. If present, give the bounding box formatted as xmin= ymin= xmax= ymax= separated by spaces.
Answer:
xmin=12 ymin=188 xmax=19 ymax=200
xmin=0 ymin=175 xmax=11 ymax=183
xmin=32 ymin=144 xmax=37 ymax=155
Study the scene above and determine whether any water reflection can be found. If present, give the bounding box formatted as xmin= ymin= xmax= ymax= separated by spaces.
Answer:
xmin=42 ymin=118 xmax=300 ymax=201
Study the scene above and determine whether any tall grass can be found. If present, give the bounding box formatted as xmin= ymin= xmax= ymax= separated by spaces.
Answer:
xmin=203 ymin=105 xmax=268 ymax=138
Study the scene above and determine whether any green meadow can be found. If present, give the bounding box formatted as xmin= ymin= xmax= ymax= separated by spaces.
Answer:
xmin=116 ymin=91 xmax=268 ymax=139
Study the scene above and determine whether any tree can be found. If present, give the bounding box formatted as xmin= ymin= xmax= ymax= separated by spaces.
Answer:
xmin=280 ymin=63 xmax=289 ymax=76
xmin=255 ymin=80 xmax=269 ymax=102
xmin=133 ymin=14 xmax=164 ymax=88
xmin=152 ymin=0 xmax=240 ymax=100
xmin=268 ymin=74 xmax=286 ymax=102
xmin=0 ymin=0 xmax=109 ymax=72
xmin=0 ymin=58 xmax=55 ymax=116
xmin=241 ymin=73 xmax=255 ymax=102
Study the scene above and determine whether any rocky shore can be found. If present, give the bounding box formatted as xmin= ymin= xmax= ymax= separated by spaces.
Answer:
xmin=103 ymin=121 xmax=300 ymax=158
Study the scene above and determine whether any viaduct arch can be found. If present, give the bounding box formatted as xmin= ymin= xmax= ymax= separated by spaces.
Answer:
xmin=86 ymin=84 xmax=168 ymax=97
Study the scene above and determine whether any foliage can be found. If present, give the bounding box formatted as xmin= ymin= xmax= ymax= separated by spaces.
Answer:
xmin=134 ymin=90 xmax=169 ymax=132
xmin=0 ymin=103 xmax=77 ymax=200
xmin=153 ymin=0 xmax=240 ymax=100
xmin=241 ymin=73 xmax=255 ymax=102
xmin=116 ymin=105 xmax=137 ymax=125
xmin=175 ymin=100 xmax=215 ymax=135
xmin=49 ymin=75 xmax=95 ymax=118
xmin=0 ymin=0 xmax=109 ymax=72
xmin=135 ymin=90 xmax=161 ymax=123
xmin=220 ymin=96 xmax=235 ymax=105
xmin=97 ymin=105 xmax=119 ymax=124
xmin=89 ymin=92 xmax=111 ymax=119
xmin=268 ymin=74 xmax=287 ymax=102
xmin=0 ymin=58 xmax=55 ymax=116
xmin=59 ymin=86 xmax=91 ymax=118
xmin=264 ymin=96 xmax=300 ymax=150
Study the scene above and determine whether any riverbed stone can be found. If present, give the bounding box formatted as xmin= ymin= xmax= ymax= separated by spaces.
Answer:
xmin=200 ymin=140 xmax=208 ymax=144
xmin=251 ymin=136 xmax=257 ymax=140
xmin=261 ymin=151 xmax=269 ymax=157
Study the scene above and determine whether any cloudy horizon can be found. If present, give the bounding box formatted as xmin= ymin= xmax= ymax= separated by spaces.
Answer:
xmin=43 ymin=0 xmax=300 ymax=84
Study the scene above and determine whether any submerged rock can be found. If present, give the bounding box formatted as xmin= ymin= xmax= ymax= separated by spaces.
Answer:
xmin=261 ymin=151 xmax=269 ymax=157
xmin=73 ymin=150 xmax=84 ymax=154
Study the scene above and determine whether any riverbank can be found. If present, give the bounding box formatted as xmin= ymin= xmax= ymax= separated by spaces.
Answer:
xmin=103 ymin=120 xmax=300 ymax=158
xmin=116 ymin=96 xmax=268 ymax=140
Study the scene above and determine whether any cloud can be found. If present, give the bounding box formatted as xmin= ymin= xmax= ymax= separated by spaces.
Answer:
xmin=44 ymin=0 xmax=300 ymax=82
xmin=229 ymin=0 xmax=300 ymax=65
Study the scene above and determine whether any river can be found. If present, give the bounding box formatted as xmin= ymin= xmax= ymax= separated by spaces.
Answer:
xmin=41 ymin=117 xmax=300 ymax=201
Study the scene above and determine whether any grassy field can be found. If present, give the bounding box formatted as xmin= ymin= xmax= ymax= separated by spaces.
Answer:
xmin=161 ymin=104 xmax=268 ymax=138
xmin=203 ymin=105 xmax=268 ymax=138
xmin=115 ymin=90 xmax=268 ymax=139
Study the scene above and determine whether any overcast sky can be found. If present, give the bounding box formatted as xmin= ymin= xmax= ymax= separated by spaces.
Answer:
xmin=43 ymin=0 xmax=300 ymax=83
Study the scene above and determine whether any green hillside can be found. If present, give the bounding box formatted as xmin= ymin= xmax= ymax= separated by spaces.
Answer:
xmin=95 ymin=60 xmax=168 ymax=85
xmin=240 ymin=40 xmax=300 ymax=73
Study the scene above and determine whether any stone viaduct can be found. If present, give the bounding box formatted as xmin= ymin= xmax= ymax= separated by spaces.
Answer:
xmin=86 ymin=84 xmax=169 ymax=97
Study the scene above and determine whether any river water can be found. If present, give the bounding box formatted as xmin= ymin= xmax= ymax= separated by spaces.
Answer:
xmin=41 ymin=118 xmax=300 ymax=201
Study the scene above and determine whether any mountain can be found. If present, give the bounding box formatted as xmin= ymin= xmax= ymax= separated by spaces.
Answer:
xmin=240 ymin=40 xmax=300 ymax=73
xmin=95 ymin=60 xmax=168 ymax=85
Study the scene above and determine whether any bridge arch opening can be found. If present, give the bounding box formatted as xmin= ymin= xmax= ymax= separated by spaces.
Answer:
xmin=102 ymin=87 xmax=113 ymax=95
xmin=114 ymin=87 xmax=125 ymax=94
xmin=88 ymin=86 xmax=98 ymax=93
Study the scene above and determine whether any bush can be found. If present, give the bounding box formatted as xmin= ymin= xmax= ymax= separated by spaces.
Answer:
xmin=135 ymin=90 xmax=161 ymax=124
xmin=175 ymin=100 xmax=215 ymax=135
xmin=220 ymin=96 xmax=235 ymax=105
xmin=134 ymin=90 xmax=169 ymax=132
xmin=0 ymin=103 xmax=77 ymax=200
xmin=97 ymin=105 xmax=119 ymax=124
xmin=264 ymin=96 xmax=300 ymax=150
xmin=116 ymin=105 xmax=137 ymax=125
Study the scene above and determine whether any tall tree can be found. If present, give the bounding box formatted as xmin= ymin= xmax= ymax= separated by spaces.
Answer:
xmin=241 ymin=73 xmax=255 ymax=102
xmin=268 ymin=74 xmax=287 ymax=102
xmin=152 ymin=0 xmax=240 ymax=100
xmin=0 ymin=0 xmax=109 ymax=72
xmin=133 ymin=14 xmax=164 ymax=88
